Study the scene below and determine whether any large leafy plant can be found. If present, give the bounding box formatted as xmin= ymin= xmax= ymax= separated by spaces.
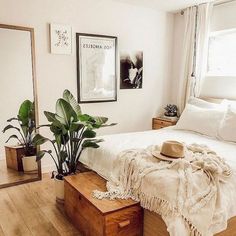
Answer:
xmin=33 ymin=90 xmax=115 ymax=180
xmin=2 ymin=100 xmax=36 ymax=156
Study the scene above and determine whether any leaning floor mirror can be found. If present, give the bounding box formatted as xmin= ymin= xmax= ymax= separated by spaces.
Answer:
xmin=0 ymin=24 xmax=41 ymax=188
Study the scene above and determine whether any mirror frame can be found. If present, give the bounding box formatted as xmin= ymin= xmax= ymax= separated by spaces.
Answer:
xmin=0 ymin=24 xmax=41 ymax=188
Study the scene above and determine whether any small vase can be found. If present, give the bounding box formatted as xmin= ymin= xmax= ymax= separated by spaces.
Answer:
xmin=54 ymin=177 xmax=64 ymax=203
xmin=22 ymin=155 xmax=38 ymax=174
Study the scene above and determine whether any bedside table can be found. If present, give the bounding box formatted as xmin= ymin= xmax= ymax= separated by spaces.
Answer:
xmin=152 ymin=117 xmax=177 ymax=130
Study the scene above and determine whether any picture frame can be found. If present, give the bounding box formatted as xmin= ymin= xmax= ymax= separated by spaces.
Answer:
xmin=120 ymin=51 xmax=143 ymax=89
xmin=50 ymin=23 xmax=72 ymax=55
xmin=76 ymin=33 xmax=117 ymax=103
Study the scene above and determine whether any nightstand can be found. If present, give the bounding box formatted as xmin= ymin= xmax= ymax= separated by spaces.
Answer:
xmin=152 ymin=117 xmax=177 ymax=130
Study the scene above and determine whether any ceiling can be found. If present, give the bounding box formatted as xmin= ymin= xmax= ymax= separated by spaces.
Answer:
xmin=113 ymin=0 xmax=215 ymax=12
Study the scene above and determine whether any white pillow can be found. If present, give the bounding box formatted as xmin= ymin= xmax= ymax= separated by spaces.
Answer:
xmin=188 ymin=97 xmax=223 ymax=109
xmin=218 ymin=106 xmax=236 ymax=142
xmin=175 ymin=104 xmax=225 ymax=137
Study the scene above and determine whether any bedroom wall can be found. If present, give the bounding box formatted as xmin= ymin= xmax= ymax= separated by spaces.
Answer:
xmin=0 ymin=0 xmax=174 ymax=171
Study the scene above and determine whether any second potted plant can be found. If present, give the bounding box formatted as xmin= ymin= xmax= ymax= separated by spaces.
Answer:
xmin=3 ymin=100 xmax=37 ymax=173
xmin=33 ymin=89 xmax=115 ymax=202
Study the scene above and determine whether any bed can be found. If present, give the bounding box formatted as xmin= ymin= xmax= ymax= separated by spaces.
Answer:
xmin=80 ymin=127 xmax=236 ymax=235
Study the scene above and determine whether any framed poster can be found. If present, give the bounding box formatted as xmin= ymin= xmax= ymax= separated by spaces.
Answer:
xmin=76 ymin=33 xmax=117 ymax=103
xmin=120 ymin=51 xmax=143 ymax=89
xmin=50 ymin=24 xmax=72 ymax=54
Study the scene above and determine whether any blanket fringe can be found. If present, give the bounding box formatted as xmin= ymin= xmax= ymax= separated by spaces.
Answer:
xmin=93 ymin=189 xmax=203 ymax=236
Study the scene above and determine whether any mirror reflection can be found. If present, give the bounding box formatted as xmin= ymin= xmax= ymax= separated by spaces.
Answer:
xmin=0 ymin=25 xmax=40 ymax=188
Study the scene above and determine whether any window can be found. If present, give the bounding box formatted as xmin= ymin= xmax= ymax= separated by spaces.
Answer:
xmin=207 ymin=29 xmax=236 ymax=76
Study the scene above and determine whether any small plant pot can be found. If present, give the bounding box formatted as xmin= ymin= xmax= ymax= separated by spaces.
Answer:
xmin=54 ymin=177 xmax=64 ymax=203
xmin=22 ymin=155 xmax=38 ymax=174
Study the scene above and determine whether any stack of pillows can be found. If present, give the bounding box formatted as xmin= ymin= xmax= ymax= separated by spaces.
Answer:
xmin=175 ymin=97 xmax=236 ymax=142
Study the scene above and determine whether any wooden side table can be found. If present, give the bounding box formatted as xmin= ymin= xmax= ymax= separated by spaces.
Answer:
xmin=152 ymin=117 xmax=177 ymax=130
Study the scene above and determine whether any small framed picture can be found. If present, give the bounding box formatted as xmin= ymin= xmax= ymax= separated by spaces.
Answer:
xmin=50 ymin=24 xmax=72 ymax=54
xmin=76 ymin=33 xmax=117 ymax=103
xmin=120 ymin=51 xmax=143 ymax=89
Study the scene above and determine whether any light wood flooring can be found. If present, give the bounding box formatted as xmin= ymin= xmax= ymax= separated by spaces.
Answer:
xmin=0 ymin=160 xmax=38 ymax=187
xmin=0 ymin=173 xmax=81 ymax=236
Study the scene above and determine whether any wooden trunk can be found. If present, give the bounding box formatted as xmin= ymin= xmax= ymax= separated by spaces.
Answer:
xmin=64 ymin=172 xmax=143 ymax=236
xmin=5 ymin=146 xmax=25 ymax=171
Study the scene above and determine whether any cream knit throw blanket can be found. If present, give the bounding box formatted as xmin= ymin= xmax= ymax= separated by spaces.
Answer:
xmin=93 ymin=144 xmax=233 ymax=236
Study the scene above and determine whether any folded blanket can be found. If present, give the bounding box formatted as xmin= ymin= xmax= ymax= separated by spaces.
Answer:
xmin=93 ymin=144 xmax=236 ymax=236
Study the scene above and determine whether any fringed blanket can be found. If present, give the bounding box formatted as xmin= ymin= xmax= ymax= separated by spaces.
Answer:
xmin=93 ymin=144 xmax=235 ymax=236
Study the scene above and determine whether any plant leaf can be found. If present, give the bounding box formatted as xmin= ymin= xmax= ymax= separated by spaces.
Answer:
xmin=69 ymin=122 xmax=84 ymax=132
xmin=63 ymin=89 xmax=82 ymax=116
xmin=78 ymin=114 xmax=93 ymax=122
xmin=2 ymin=124 xmax=20 ymax=133
xmin=82 ymin=141 xmax=99 ymax=149
xmin=33 ymin=134 xmax=49 ymax=145
xmin=5 ymin=134 xmax=21 ymax=144
xmin=82 ymin=129 xmax=96 ymax=138
xmin=56 ymin=99 xmax=77 ymax=126
xmin=7 ymin=117 xmax=19 ymax=122
xmin=93 ymin=116 xmax=108 ymax=125
xmin=84 ymin=138 xmax=104 ymax=144
xmin=36 ymin=150 xmax=52 ymax=162
xmin=44 ymin=111 xmax=57 ymax=123
xmin=18 ymin=100 xmax=33 ymax=125
xmin=101 ymin=123 xmax=117 ymax=127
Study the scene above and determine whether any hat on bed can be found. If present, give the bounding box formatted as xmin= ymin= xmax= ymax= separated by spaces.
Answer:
xmin=152 ymin=140 xmax=185 ymax=161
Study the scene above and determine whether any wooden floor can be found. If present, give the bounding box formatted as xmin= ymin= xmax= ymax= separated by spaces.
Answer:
xmin=0 ymin=173 xmax=81 ymax=236
xmin=0 ymin=160 xmax=38 ymax=187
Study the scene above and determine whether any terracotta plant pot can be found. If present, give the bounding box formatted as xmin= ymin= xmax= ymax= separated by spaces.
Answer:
xmin=54 ymin=177 xmax=64 ymax=203
xmin=22 ymin=155 xmax=38 ymax=174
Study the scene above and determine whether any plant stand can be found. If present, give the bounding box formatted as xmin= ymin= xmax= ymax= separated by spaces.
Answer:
xmin=5 ymin=146 xmax=25 ymax=171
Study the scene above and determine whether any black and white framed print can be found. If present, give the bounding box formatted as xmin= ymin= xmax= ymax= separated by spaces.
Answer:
xmin=120 ymin=51 xmax=143 ymax=89
xmin=76 ymin=33 xmax=117 ymax=103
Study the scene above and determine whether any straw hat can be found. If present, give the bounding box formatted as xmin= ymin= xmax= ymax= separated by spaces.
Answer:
xmin=152 ymin=140 xmax=185 ymax=161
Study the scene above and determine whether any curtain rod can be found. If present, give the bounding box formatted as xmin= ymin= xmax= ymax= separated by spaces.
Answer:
xmin=214 ymin=0 xmax=236 ymax=6
xmin=180 ymin=0 xmax=236 ymax=15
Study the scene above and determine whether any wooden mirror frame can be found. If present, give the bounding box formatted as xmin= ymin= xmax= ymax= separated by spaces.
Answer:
xmin=0 ymin=24 xmax=41 ymax=188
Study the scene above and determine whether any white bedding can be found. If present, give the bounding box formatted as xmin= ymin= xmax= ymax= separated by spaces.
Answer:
xmin=80 ymin=126 xmax=236 ymax=180
xmin=80 ymin=126 xmax=236 ymax=235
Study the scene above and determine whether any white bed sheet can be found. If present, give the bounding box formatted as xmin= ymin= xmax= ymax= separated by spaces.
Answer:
xmin=80 ymin=126 xmax=236 ymax=180
xmin=80 ymin=127 xmax=236 ymax=235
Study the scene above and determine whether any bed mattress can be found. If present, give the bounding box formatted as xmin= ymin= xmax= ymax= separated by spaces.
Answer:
xmin=80 ymin=126 xmax=236 ymax=235
xmin=80 ymin=126 xmax=236 ymax=180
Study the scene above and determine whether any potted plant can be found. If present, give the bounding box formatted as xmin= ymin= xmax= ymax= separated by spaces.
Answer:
xmin=33 ymin=90 xmax=115 ymax=202
xmin=164 ymin=104 xmax=178 ymax=117
xmin=2 ymin=100 xmax=37 ymax=173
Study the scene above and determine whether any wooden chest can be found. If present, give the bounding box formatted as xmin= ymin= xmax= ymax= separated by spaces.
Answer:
xmin=5 ymin=146 xmax=25 ymax=171
xmin=64 ymin=172 xmax=143 ymax=236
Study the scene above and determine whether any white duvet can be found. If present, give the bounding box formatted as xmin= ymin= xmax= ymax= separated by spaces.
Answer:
xmin=80 ymin=127 xmax=236 ymax=235
xmin=80 ymin=126 xmax=236 ymax=180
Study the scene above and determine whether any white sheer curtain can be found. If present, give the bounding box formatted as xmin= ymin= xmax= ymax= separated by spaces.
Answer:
xmin=194 ymin=3 xmax=213 ymax=96
xmin=178 ymin=3 xmax=213 ymax=112
xmin=178 ymin=6 xmax=197 ymax=112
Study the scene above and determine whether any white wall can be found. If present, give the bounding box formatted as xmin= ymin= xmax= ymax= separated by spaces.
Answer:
xmin=0 ymin=0 xmax=174 ymax=171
